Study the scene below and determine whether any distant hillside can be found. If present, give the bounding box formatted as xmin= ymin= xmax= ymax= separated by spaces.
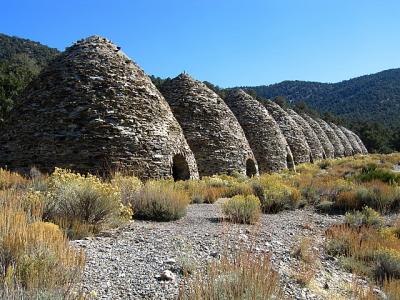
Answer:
xmin=243 ymin=69 xmax=400 ymax=128
xmin=0 ymin=33 xmax=59 ymax=122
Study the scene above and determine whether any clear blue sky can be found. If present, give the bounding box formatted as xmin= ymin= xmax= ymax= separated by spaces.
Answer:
xmin=2 ymin=0 xmax=400 ymax=87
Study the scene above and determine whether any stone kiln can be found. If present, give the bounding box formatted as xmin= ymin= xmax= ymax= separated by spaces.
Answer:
xmin=0 ymin=36 xmax=199 ymax=180
xmin=224 ymin=89 xmax=294 ymax=172
xmin=160 ymin=74 xmax=258 ymax=177
xmin=301 ymin=114 xmax=335 ymax=159
xmin=315 ymin=118 xmax=345 ymax=158
xmin=263 ymin=100 xmax=311 ymax=165
xmin=286 ymin=109 xmax=325 ymax=162
xmin=339 ymin=126 xmax=363 ymax=155
xmin=329 ymin=122 xmax=354 ymax=156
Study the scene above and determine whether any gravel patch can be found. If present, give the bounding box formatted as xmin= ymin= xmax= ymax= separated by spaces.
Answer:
xmin=71 ymin=203 xmax=375 ymax=299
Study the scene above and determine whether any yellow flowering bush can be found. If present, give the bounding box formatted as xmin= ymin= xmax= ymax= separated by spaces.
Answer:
xmin=111 ymin=173 xmax=142 ymax=206
xmin=43 ymin=168 xmax=128 ymax=239
xmin=222 ymin=195 xmax=261 ymax=224
xmin=253 ymin=174 xmax=301 ymax=213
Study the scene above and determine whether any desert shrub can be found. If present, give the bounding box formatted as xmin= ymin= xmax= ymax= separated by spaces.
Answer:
xmin=203 ymin=175 xmax=232 ymax=188
xmin=345 ymin=207 xmax=383 ymax=228
xmin=374 ymin=248 xmax=400 ymax=281
xmin=0 ymin=193 xmax=85 ymax=297
xmin=315 ymin=200 xmax=335 ymax=213
xmin=293 ymin=262 xmax=315 ymax=287
xmin=333 ymin=181 xmax=400 ymax=213
xmin=356 ymin=181 xmax=400 ymax=213
xmin=383 ymin=278 xmax=400 ymax=300
xmin=43 ymin=168 xmax=127 ymax=239
xmin=356 ymin=164 xmax=400 ymax=184
xmin=176 ymin=180 xmax=227 ymax=204
xmin=222 ymin=195 xmax=261 ymax=224
xmin=253 ymin=174 xmax=301 ymax=213
xmin=178 ymin=250 xmax=282 ymax=299
xmin=0 ymin=169 xmax=27 ymax=190
xmin=111 ymin=173 xmax=142 ymax=205
xmin=318 ymin=160 xmax=332 ymax=169
xmin=223 ymin=181 xmax=254 ymax=198
xmin=326 ymin=220 xmax=400 ymax=290
xmin=131 ymin=180 xmax=190 ymax=221
xmin=292 ymin=238 xmax=316 ymax=264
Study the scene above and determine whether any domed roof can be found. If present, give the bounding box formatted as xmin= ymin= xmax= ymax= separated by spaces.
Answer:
xmin=339 ymin=126 xmax=363 ymax=154
xmin=224 ymin=89 xmax=294 ymax=172
xmin=301 ymin=114 xmax=335 ymax=159
xmin=350 ymin=130 xmax=368 ymax=154
xmin=263 ymin=100 xmax=311 ymax=165
xmin=315 ymin=118 xmax=345 ymax=158
xmin=160 ymin=74 xmax=258 ymax=177
xmin=0 ymin=36 xmax=199 ymax=180
xmin=329 ymin=122 xmax=354 ymax=156
xmin=286 ymin=109 xmax=325 ymax=162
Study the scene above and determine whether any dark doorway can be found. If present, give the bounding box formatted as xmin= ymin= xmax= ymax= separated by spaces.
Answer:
xmin=246 ymin=159 xmax=257 ymax=177
xmin=172 ymin=154 xmax=190 ymax=181
xmin=322 ymin=152 xmax=327 ymax=160
xmin=287 ymin=154 xmax=295 ymax=171
xmin=309 ymin=153 xmax=314 ymax=164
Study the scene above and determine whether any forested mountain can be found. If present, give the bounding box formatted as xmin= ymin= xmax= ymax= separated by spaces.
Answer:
xmin=0 ymin=33 xmax=59 ymax=122
xmin=243 ymin=69 xmax=400 ymax=128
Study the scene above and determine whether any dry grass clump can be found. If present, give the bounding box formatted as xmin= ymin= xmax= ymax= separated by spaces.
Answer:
xmin=253 ymin=174 xmax=301 ymax=213
xmin=382 ymin=278 xmax=400 ymax=299
xmin=0 ymin=168 xmax=28 ymax=190
xmin=111 ymin=172 xmax=142 ymax=205
xmin=43 ymin=168 xmax=130 ymax=239
xmin=178 ymin=250 xmax=282 ymax=299
xmin=291 ymin=238 xmax=317 ymax=287
xmin=335 ymin=181 xmax=400 ymax=213
xmin=176 ymin=179 xmax=228 ymax=204
xmin=326 ymin=213 xmax=400 ymax=292
xmin=131 ymin=180 xmax=190 ymax=221
xmin=0 ymin=191 xmax=85 ymax=298
xmin=345 ymin=206 xmax=383 ymax=228
xmin=222 ymin=195 xmax=261 ymax=224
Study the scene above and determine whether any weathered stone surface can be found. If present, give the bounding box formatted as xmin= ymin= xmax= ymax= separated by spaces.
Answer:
xmin=224 ymin=89 xmax=294 ymax=172
xmin=160 ymin=74 xmax=258 ymax=177
xmin=329 ymin=123 xmax=353 ymax=156
xmin=263 ymin=101 xmax=311 ymax=165
xmin=350 ymin=130 xmax=368 ymax=154
xmin=286 ymin=109 xmax=325 ymax=162
xmin=339 ymin=126 xmax=363 ymax=155
xmin=0 ymin=36 xmax=199 ymax=180
xmin=301 ymin=114 xmax=335 ymax=159
xmin=315 ymin=118 xmax=345 ymax=158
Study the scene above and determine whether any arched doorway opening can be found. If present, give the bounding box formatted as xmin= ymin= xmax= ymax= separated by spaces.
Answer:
xmin=246 ymin=159 xmax=257 ymax=177
xmin=172 ymin=154 xmax=190 ymax=181
xmin=309 ymin=153 xmax=314 ymax=164
xmin=287 ymin=154 xmax=295 ymax=171
xmin=322 ymin=152 xmax=327 ymax=160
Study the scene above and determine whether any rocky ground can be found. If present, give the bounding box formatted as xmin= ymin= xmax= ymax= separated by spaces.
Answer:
xmin=71 ymin=201 xmax=380 ymax=300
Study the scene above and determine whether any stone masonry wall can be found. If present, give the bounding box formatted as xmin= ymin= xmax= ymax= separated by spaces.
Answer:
xmin=351 ymin=130 xmax=368 ymax=154
xmin=224 ymin=89 xmax=293 ymax=172
xmin=160 ymin=74 xmax=258 ymax=177
xmin=301 ymin=114 xmax=335 ymax=159
xmin=329 ymin=122 xmax=354 ymax=156
xmin=0 ymin=36 xmax=199 ymax=180
xmin=315 ymin=118 xmax=345 ymax=158
xmin=286 ymin=109 xmax=325 ymax=162
xmin=264 ymin=100 xmax=311 ymax=165
xmin=339 ymin=126 xmax=363 ymax=155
